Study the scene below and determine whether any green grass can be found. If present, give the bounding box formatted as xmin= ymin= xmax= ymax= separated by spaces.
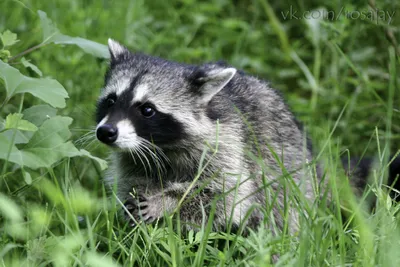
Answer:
xmin=1 ymin=0 xmax=400 ymax=266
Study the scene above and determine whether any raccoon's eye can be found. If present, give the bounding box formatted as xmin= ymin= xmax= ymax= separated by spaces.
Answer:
xmin=107 ymin=98 xmax=115 ymax=107
xmin=140 ymin=105 xmax=156 ymax=118
xmin=105 ymin=93 xmax=117 ymax=108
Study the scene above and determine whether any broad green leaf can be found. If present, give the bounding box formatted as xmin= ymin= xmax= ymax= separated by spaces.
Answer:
xmin=0 ymin=60 xmax=68 ymax=107
xmin=0 ymin=133 xmax=24 ymax=165
xmin=5 ymin=113 xmax=38 ymax=132
xmin=2 ymin=112 xmax=37 ymax=144
xmin=25 ymin=116 xmax=73 ymax=149
xmin=21 ymin=142 xmax=81 ymax=168
xmin=21 ymin=57 xmax=43 ymax=77
xmin=21 ymin=142 xmax=107 ymax=170
xmin=77 ymin=149 xmax=108 ymax=170
xmin=23 ymin=104 xmax=57 ymax=127
xmin=20 ymin=116 xmax=80 ymax=168
xmin=37 ymin=10 xmax=60 ymax=44
xmin=2 ymin=129 xmax=32 ymax=144
xmin=0 ymin=116 xmax=107 ymax=170
xmin=0 ymin=30 xmax=19 ymax=47
xmin=0 ymin=59 xmax=23 ymax=97
xmin=52 ymin=34 xmax=110 ymax=58
xmin=15 ymin=77 xmax=68 ymax=108
xmin=38 ymin=10 xmax=109 ymax=58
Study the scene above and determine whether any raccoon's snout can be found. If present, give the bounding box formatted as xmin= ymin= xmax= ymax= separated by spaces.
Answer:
xmin=97 ymin=124 xmax=118 ymax=144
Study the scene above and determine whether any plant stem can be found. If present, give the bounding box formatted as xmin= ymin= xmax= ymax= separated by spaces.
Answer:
xmin=1 ymin=94 xmax=25 ymax=190
xmin=8 ymin=43 xmax=48 ymax=62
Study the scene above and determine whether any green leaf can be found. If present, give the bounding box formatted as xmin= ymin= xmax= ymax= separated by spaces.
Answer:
xmin=38 ymin=10 xmax=109 ymax=58
xmin=2 ymin=113 xmax=38 ymax=144
xmin=52 ymin=34 xmax=110 ymax=59
xmin=0 ymin=116 xmax=107 ymax=170
xmin=76 ymin=149 xmax=108 ymax=170
xmin=20 ymin=116 xmax=82 ymax=168
xmin=0 ymin=30 xmax=19 ymax=47
xmin=23 ymin=171 xmax=32 ymax=185
xmin=25 ymin=116 xmax=73 ymax=149
xmin=1 ymin=128 xmax=31 ymax=144
xmin=15 ymin=77 xmax=68 ymax=108
xmin=0 ymin=133 xmax=24 ymax=165
xmin=0 ymin=59 xmax=22 ymax=97
xmin=5 ymin=113 xmax=38 ymax=132
xmin=21 ymin=57 xmax=43 ymax=77
xmin=23 ymin=104 xmax=57 ymax=127
xmin=37 ymin=10 xmax=60 ymax=44
xmin=0 ymin=60 xmax=68 ymax=108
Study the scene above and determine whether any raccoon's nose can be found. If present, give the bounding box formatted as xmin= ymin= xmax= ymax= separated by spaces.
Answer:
xmin=96 ymin=124 xmax=118 ymax=144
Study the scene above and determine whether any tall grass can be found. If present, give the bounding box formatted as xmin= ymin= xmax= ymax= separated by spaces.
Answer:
xmin=1 ymin=0 xmax=399 ymax=266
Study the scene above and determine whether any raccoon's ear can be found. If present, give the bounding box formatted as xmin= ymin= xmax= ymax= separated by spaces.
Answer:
xmin=193 ymin=67 xmax=237 ymax=103
xmin=108 ymin=38 xmax=128 ymax=60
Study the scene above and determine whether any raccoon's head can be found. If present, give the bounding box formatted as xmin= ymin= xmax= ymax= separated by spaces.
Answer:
xmin=95 ymin=39 xmax=236 ymax=155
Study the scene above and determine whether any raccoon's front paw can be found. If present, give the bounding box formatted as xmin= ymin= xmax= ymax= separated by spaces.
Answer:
xmin=137 ymin=194 xmax=164 ymax=223
xmin=124 ymin=197 xmax=141 ymax=226
xmin=124 ymin=194 xmax=163 ymax=226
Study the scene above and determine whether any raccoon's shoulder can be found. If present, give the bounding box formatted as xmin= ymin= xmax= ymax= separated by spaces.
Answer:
xmin=202 ymin=64 xmax=280 ymax=121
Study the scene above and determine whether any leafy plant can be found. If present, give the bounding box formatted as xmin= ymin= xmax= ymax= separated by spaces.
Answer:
xmin=0 ymin=10 xmax=107 ymax=176
xmin=0 ymin=10 xmax=114 ymax=266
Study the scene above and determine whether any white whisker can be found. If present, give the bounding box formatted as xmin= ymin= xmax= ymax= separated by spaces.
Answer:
xmin=75 ymin=130 xmax=97 ymax=148
xmin=127 ymin=147 xmax=137 ymax=165
xmin=139 ymin=138 xmax=171 ymax=167
xmin=137 ymin=145 xmax=153 ymax=175
xmin=139 ymin=143 xmax=166 ymax=175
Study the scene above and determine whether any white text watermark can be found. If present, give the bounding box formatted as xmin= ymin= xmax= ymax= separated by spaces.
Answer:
xmin=281 ymin=6 xmax=396 ymax=25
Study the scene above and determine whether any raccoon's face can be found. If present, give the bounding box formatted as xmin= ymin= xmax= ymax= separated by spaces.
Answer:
xmin=95 ymin=39 xmax=236 ymax=153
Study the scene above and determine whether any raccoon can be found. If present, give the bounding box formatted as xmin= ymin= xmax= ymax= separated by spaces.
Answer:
xmin=95 ymin=39 xmax=317 ymax=233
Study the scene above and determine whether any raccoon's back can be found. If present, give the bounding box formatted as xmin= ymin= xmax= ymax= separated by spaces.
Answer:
xmin=210 ymin=73 xmax=312 ymax=176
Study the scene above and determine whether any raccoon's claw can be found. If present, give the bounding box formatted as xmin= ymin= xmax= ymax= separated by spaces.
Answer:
xmin=137 ymin=195 xmax=147 ymax=202
xmin=124 ymin=194 xmax=161 ymax=226
xmin=124 ymin=198 xmax=140 ymax=226
xmin=136 ymin=194 xmax=159 ymax=223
